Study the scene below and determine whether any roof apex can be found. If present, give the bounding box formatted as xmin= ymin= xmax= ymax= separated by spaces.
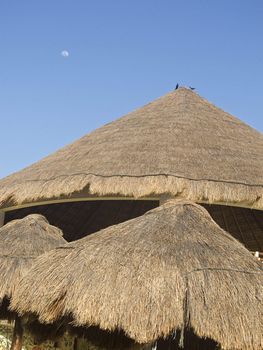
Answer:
xmin=1 ymin=88 xmax=263 ymax=210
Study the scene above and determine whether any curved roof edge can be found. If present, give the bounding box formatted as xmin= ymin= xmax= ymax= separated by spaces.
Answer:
xmin=0 ymin=173 xmax=262 ymax=211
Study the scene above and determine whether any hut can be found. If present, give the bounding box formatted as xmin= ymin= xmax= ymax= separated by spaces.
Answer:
xmin=0 ymin=88 xmax=263 ymax=349
xmin=0 ymin=88 xmax=262 ymax=254
xmin=11 ymin=201 xmax=263 ymax=350
xmin=0 ymin=214 xmax=67 ymax=350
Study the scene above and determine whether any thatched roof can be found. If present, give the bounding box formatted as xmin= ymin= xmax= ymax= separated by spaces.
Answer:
xmin=11 ymin=201 xmax=263 ymax=349
xmin=0 ymin=88 xmax=263 ymax=210
xmin=0 ymin=214 xmax=66 ymax=303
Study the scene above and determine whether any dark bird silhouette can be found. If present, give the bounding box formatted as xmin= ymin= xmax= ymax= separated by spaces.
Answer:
xmin=175 ymin=83 xmax=179 ymax=90
xmin=189 ymin=86 xmax=195 ymax=90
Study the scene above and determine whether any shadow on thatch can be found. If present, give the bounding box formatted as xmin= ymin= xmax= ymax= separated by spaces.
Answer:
xmin=11 ymin=201 xmax=263 ymax=349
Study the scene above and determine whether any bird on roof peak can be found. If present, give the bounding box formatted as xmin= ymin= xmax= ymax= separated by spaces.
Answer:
xmin=189 ymin=86 xmax=195 ymax=90
xmin=175 ymin=83 xmax=179 ymax=90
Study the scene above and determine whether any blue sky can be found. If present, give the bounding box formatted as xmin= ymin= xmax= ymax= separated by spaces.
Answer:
xmin=0 ymin=1 xmax=262 ymax=179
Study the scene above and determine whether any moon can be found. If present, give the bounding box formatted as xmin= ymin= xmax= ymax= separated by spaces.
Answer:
xmin=61 ymin=50 xmax=69 ymax=57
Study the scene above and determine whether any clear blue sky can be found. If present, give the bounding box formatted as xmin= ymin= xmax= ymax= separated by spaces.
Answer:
xmin=1 ymin=1 xmax=262 ymax=179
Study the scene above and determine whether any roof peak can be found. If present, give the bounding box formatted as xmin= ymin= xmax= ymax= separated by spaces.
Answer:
xmin=0 ymin=88 xmax=262 ymax=210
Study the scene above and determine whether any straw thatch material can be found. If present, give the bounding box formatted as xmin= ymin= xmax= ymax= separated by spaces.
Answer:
xmin=0 ymin=214 xmax=66 ymax=303
xmin=0 ymin=88 xmax=263 ymax=210
xmin=11 ymin=201 xmax=263 ymax=349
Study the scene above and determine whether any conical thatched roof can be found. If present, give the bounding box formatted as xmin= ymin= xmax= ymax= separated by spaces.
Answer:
xmin=11 ymin=201 xmax=263 ymax=349
xmin=0 ymin=88 xmax=263 ymax=210
xmin=0 ymin=214 xmax=67 ymax=303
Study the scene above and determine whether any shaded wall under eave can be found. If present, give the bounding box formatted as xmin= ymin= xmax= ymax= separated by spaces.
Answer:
xmin=72 ymin=326 xmax=219 ymax=350
xmin=203 ymin=204 xmax=263 ymax=252
xmin=0 ymin=322 xmax=219 ymax=350
xmin=3 ymin=200 xmax=263 ymax=251
xmin=0 ymin=212 xmax=4 ymax=227
xmin=4 ymin=200 xmax=159 ymax=242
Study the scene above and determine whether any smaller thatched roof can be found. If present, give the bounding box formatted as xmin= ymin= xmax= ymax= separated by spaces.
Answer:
xmin=0 ymin=214 xmax=66 ymax=303
xmin=11 ymin=201 xmax=263 ymax=349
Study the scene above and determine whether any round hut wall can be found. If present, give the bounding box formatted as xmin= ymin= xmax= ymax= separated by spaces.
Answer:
xmin=1 ymin=199 xmax=263 ymax=253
